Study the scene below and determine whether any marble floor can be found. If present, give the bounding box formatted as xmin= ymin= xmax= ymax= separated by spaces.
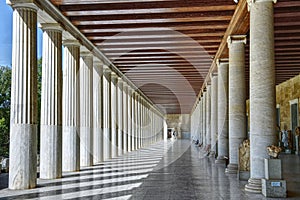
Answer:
xmin=0 ymin=140 xmax=299 ymax=200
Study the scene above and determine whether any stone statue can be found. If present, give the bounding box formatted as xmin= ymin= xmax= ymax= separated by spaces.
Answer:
xmin=239 ymin=139 xmax=250 ymax=171
xmin=267 ymin=145 xmax=282 ymax=159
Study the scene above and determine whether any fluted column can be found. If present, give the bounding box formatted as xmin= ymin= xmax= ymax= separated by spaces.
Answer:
xmin=216 ymin=59 xmax=229 ymax=164
xmin=62 ymin=40 xmax=80 ymax=172
xmin=127 ymin=88 xmax=132 ymax=151
xmin=93 ymin=60 xmax=103 ymax=164
xmin=245 ymin=0 xmax=277 ymax=193
xmin=79 ymin=52 xmax=93 ymax=167
xmin=211 ymin=73 xmax=218 ymax=155
xmin=135 ymin=94 xmax=139 ymax=149
xmin=226 ymin=35 xmax=247 ymax=174
xmin=132 ymin=92 xmax=136 ymax=150
xmin=117 ymin=78 xmax=123 ymax=156
xmin=206 ymin=84 xmax=211 ymax=152
xmin=111 ymin=73 xmax=118 ymax=158
xmin=8 ymin=1 xmax=38 ymax=189
xmin=123 ymin=83 xmax=128 ymax=153
xmin=40 ymin=23 xmax=63 ymax=179
xmin=103 ymin=68 xmax=111 ymax=160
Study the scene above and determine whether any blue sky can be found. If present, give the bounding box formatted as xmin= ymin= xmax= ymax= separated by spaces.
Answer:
xmin=0 ymin=1 xmax=42 ymax=67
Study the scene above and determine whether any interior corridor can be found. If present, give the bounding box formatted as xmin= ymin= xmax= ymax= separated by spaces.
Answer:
xmin=1 ymin=140 xmax=299 ymax=200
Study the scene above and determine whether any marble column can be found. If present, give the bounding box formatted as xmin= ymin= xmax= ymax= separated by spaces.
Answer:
xmin=117 ymin=78 xmax=123 ymax=156
xmin=103 ymin=68 xmax=112 ymax=160
xmin=132 ymin=92 xmax=136 ymax=150
xmin=93 ymin=60 xmax=103 ymax=164
xmin=127 ymin=88 xmax=132 ymax=152
xmin=137 ymin=95 xmax=140 ymax=145
xmin=111 ymin=73 xmax=118 ymax=158
xmin=226 ymin=35 xmax=247 ymax=174
xmin=245 ymin=0 xmax=277 ymax=193
xmin=8 ymin=1 xmax=38 ymax=189
xmin=79 ymin=52 xmax=93 ymax=167
xmin=40 ymin=23 xmax=63 ymax=179
xmin=210 ymin=73 xmax=218 ymax=155
xmin=123 ymin=83 xmax=128 ymax=153
xmin=62 ymin=40 xmax=80 ymax=172
xmin=199 ymin=97 xmax=203 ymax=145
xmin=202 ymin=92 xmax=207 ymax=148
xmin=215 ymin=59 xmax=229 ymax=164
xmin=206 ymin=84 xmax=211 ymax=152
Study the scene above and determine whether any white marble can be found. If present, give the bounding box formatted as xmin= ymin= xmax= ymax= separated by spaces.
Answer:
xmin=93 ymin=61 xmax=103 ymax=164
xmin=131 ymin=92 xmax=136 ymax=151
xmin=227 ymin=35 xmax=247 ymax=174
xmin=206 ymin=85 xmax=211 ymax=149
xmin=111 ymin=73 xmax=118 ymax=158
xmin=216 ymin=59 xmax=229 ymax=163
xmin=246 ymin=0 xmax=277 ymax=193
xmin=39 ymin=23 xmax=63 ymax=179
xmin=122 ymin=84 xmax=128 ymax=153
xmin=127 ymin=88 xmax=132 ymax=152
xmin=62 ymin=40 xmax=80 ymax=172
xmin=8 ymin=2 xmax=38 ymax=189
xmin=103 ymin=68 xmax=112 ymax=160
xmin=117 ymin=78 xmax=124 ymax=156
xmin=79 ymin=52 xmax=93 ymax=167
xmin=211 ymin=73 xmax=218 ymax=153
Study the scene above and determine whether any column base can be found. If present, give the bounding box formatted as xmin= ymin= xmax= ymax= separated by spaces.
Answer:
xmin=215 ymin=157 xmax=226 ymax=166
xmin=40 ymin=125 xmax=62 ymax=179
xmin=9 ymin=124 xmax=37 ymax=189
xmin=209 ymin=151 xmax=215 ymax=157
xmin=225 ymin=163 xmax=238 ymax=174
xmin=103 ymin=128 xmax=112 ymax=161
xmin=63 ymin=126 xmax=80 ymax=172
xmin=245 ymin=178 xmax=262 ymax=193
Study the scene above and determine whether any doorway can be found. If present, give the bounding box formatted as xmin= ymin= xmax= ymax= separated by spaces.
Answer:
xmin=290 ymin=99 xmax=299 ymax=151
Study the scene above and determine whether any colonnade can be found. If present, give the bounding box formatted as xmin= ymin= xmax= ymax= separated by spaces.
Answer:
xmin=191 ymin=0 xmax=277 ymax=193
xmin=7 ymin=0 xmax=165 ymax=190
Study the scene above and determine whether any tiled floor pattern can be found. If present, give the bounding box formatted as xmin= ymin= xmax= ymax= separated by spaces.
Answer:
xmin=0 ymin=140 xmax=299 ymax=200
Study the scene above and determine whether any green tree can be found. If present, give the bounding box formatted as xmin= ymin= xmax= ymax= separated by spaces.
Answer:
xmin=0 ymin=66 xmax=11 ymax=156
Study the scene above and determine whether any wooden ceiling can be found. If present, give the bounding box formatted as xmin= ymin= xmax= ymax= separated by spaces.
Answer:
xmin=50 ymin=0 xmax=300 ymax=114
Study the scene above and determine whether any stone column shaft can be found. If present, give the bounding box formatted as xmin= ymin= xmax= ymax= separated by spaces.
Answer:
xmin=93 ymin=61 xmax=103 ymax=163
xmin=103 ymin=68 xmax=111 ymax=160
xmin=127 ymin=88 xmax=132 ymax=151
xmin=111 ymin=73 xmax=118 ymax=158
xmin=80 ymin=53 xmax=93 ymax=167
xmin=206 ymin=85 xmax=211 ymax=149
xmin=8 ymin=2 xmax=38 ymax=189
xmin=40 ymin=24 xmax=63 ymax=179
xmin=211 ymin=73 xmax=218 ymax=154
xmin=117 ymin=78 xmax=123 ymax=156
xmin=123 ymin=84 xmax=128 ymax=153
xmin=227 ymin=35 xmax=247 ymax=173
xmin=246 ymin=0 xmax=277 ymax=193
xmin=132 ymin=92 xmax=136 ymax=150
xmin=216 ymin=59 xmax=229 ymax=164
xmin=203 ymin=92 xmax=207 ymax=148
xmin=199 ymin=98 xmax=203 ymax=145
xmin=62 ymin=40 xmax=80 ymax=172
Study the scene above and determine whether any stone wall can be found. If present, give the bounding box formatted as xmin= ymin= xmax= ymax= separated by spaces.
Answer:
xmin=166 ymin=114 xmax=191 ymax=139
xmin=246 ymin=74 xmax=300 ymax=131
xmin=276 ymin=74 xmax=300 ymax=129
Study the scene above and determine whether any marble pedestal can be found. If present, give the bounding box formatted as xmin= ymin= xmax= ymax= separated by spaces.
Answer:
xmin=262 ymin=158 xmax=286 ymax=198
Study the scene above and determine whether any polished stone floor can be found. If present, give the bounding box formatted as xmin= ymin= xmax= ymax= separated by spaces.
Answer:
xmin=0 ymin=140 xmax=300 ymax=199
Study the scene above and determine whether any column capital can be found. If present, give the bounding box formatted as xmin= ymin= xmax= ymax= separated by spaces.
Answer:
xmin=80 ymin=51 xmax=93 ymax=58
xmin=7 ymin=0 xmax=38 ymax=10
xmin=210 ymin=72 xmax=218 ymax=79
xmin=39 ymin=23 xmax=63 ymax=32
xmin=227 ymin=35 xmax=247 ymax=46
xmin=247 ymin=0 xmax=277 ymax=11
xmin=63 ymin=39 xmax=81 ymax=47
xmin=216 ymin=58 xmax=229 ymax=67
